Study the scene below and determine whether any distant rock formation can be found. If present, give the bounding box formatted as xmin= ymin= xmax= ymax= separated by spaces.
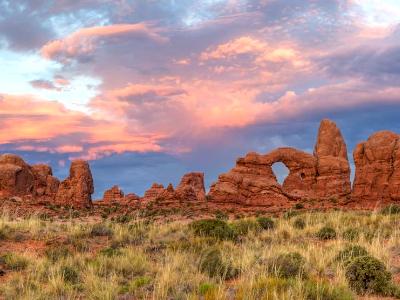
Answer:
xmin=102 ymin=185 xmax=140 ymax=204
xmin=143 ymin=183 xmax=165 ymax=202
xmin=55 ymin=160 xmax=94 ymax=208
xmin=31 ymin=164 xmax=60 ymax=201
xmin=176 ymin=172 xmax=206 ymax=202
xmin=208 ymin=119 xmax=351 ymax=206
xmin=352 ymin=131 xmax=400 ymax=202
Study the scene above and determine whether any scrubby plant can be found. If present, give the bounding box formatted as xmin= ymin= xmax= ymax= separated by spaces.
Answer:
xmin=231 ymin=219 xmax=260 ymax=236
xmin=61 ymin=265 xmax=80 ymax=284
xmin=0 ymin=253 xmax=29 ymax=271
xmin=303 ymin=280 xmax=354 ymax=300
xmin=190 ymin=219 xmax=235 ymax=240
xmin=294 ymin=203 xmax=304 ymax=209
xmin=198 ymin=247 xmax=239 ymax=280
xmin=45 ymin=245 xmax=72 ymax=262
xmin=316 ymin=226 xmax=336 ymax=240
xmin=283 ymin=210 xmax=299 ymax=219
xmin=380 ymin=204 xmax=400 ymax=215
xmin=214 ymin=210 xmax=228 ymax=220
xmin=272 ymin=252 xmax=306 ymax=278
xmin=345 ymin=255 xmax=394 ymax=296
xmin=257 ymin=217 xmax=275 ymax=230
xmin=342 ymin=228 xmax=359 ymax=241
xmin=335 ymin=245 xmax=368 ymax=265
xmin=293 ymin=217 xmax=306 ymax=229
xmin=90 ymin=223 xmax=113 ymax=237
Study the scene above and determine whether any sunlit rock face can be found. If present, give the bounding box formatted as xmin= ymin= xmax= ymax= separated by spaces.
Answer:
xmin=352 ymin=131 xmax=400 ymax=202
xmin=208 ymin=119 xmax=351 ymax=206
xmin=55 ymin=160 xmax=94 ymax=208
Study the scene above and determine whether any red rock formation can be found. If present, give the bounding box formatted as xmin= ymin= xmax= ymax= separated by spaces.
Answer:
xmin=209 ymin=119 xmax=351 ymax=207
xmin=176 ymin=172 xmax=206 ymax=201
xmin=314 ymin=119 xmax=351 ymax=198
xmin=103 ymin=185 xmax=124 ymax=203
xmin=31 ymin=164 xmax=60 ymax=200
xmin=352 ymin=131 xmax=400 ymax=202
xmin=143 ymin=183 xmax=165 ymax=202
xmin=0 ymin=154 xmax=34 ymax=197
xmin=55 ymin=160 xmax=94 ymax=208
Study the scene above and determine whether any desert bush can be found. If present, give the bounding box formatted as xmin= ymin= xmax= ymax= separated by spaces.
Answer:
xmin=336 ymin=245 xmax=368 ymax=265
xmin=345 ymin=255 xmax=393 ymax=296
xmin=215 ymin=210 xmax=228 ymax=220
xmin=100 ymin=247 xmax=122 ymax=257
xmin=342 ymin=228 xmax=359 ymax=241
xmin=198 ymin=247 xmax=239 ymax=280
xmin=316 ymin=226 xmax=336 ymax=240
xmin=61 ymin=265 xmax=80 ymax=284
xmin=293 ymin=217 xmax=306 ymax=229
xmin=0 ymin=253 xmax=29 ymax=271
xmin=272 ymin=252 xmax=306 ymax=278
xmin=231 ymin=219 xmax=261 ymax=236
xmin=283 ymin=210 xmax=299 ymax=219
xmin=257 ymin=217 xmax=275 ymax=230
xmin=90 ymin=223 xmax=113 ymax=237
xmin=380 ymin=204 xmax=400 ymax=215
xmin=303 ymin=280 xmax=354 ymax=300
xmin=294 ymin=203 xmax=304 ymax=209
xmin=190 ymin=219 xmax=235 ymax=240
xmin=45 ymin=245 xmax=72 ymax=262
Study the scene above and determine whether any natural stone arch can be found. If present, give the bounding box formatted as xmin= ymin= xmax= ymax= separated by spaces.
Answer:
xmin=262 ymin=147 xmax=317 ymax=199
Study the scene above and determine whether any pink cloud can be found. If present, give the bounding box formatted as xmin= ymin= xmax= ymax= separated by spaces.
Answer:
xmin=41 ymin=23 xmax=167 ymax=61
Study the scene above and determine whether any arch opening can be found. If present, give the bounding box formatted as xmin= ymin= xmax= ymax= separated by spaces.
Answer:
xmin=271 ymin=162 xmax=290 ymax=186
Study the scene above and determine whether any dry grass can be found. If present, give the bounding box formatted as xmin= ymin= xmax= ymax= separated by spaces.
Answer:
xmin=0 ymin=209 xmax=400 ymax=299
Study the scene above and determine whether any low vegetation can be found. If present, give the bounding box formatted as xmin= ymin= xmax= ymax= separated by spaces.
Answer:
xmin=1 ymin=208 xmax=400 ymax=299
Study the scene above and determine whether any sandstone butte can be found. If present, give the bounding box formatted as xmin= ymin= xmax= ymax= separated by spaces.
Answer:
xmin=0 ymin=119 xmax=400 ymax=212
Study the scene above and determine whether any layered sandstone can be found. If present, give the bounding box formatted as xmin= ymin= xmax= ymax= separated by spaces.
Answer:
xmin=103 ymin=185 xmax=124 ymax=203
xmin=176 ymin=172 xmax=206 ymax=202
xmin=31 ymin=164 xmax=60 ymax=200
xmin=55 ymin=160 xmax=94 ymax=208
xmin=208 ymin=119 xmax=351 ymax=206
xmin=352 ymin=131 xmax=400 ymax=202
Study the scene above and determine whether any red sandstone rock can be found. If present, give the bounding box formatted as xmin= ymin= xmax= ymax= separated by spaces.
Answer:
xmin=143 ymin=183 xmax=165 ymax=202
xmin=314 ymin=119 xmax=351 ymax=198
xmin=352 ymin=131 xmax=400 ymax=202
xmin=176 ymin=172 xmax=206 ymax=201
xmin=55 ymin=160 xmax=94 ymax=208
xmin=31 ymin=164 xmax=60 ymax=200
xmin=103 ymin=185 xmax=124 ymax=203
xmin=0 ymin=154 xmax=34 ymax=197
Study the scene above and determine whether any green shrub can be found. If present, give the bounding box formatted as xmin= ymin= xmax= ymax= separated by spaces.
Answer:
xmin=316 ymin=226 xmax=336 ymax=240
xmin=215 ymin=210 xmax=228 ymax=221
xmin=45 ymin=245 xmax=72 ymax=262
xmin=257 ymin=217 xmax=275 ymax=230
xmin=273 ymin=252 xmax=306 ymax=278
xmin=198 ymin=247 xmax=239 ymax=280
xmin=61 ymin=265 xmax=79 ymax=284
xmin=303 ymin=280 xmax=354 ymax=300
xmin=190 ymin=219 xmax=235 ymax=240
xmin=198 ymin=283 xmax=217 ymax=296
xmin=231 ymin=219 xmax=260 ymax=236
xmin=100 ymin=247 xmax=122 ymax=257
xmin=336 ymin=245 xmax=368 ymax=265
xmin=342 ymin=228 xmax=359 ymax=241
xmin=1 ymin=253 xmax=29 ymax=271
xmin=380 ymin=204 xmax=400 ymax=215
xmin=90 ymin=223 xmax=113 ymax=237
xmin=345 ymin=255 xmax=393 ymax=296
xmin=294 ymin=203 xmax=304 ymax=210
xmin=293 ymin=218 xmax=306 ymax=229
xmin=283 ymin=210 xmax=299 ymax=219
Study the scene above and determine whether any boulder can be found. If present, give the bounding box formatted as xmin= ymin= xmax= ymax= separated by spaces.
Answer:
xmin=0 ymin=154 xmax=34 ymax=197
xmin=55 ymin=160 xmax=94 ymax=208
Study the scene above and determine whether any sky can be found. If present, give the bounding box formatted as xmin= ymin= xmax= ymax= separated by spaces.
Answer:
xmin=1 ymin=0 xmax=400 ymax=198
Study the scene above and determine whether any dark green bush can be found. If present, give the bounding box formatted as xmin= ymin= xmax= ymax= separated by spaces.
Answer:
xmin=0 ymin=253 xmax=29 ymax=271
xmin=345 ymin=255 xmax=393 ymax=296
xmin=45 ymin=245 xmax=72 ymax=262
xmin=336 ymin=245 xmax=368 ymax=265
xmin=342 ymin=228 xmax=359 ymax=241
xmin=273 ymin=252 xmax=306 ymax=278
xmin=380 ymin=204 xmax=400 ymax=215
xmin=215 ymin=210 xmax=228 ymax=221
xmin=198 ymin=247 xmax=239 ymax=280
xmin=190 ymin=219 xmax=235 ymax=240
xmin=257 ymin=217 xmax=275 ymax=230
xmin=231 ymin=219 xmax=260 ymax=236
xmin=294 ymin=203 xmax=304 ymax=210
xmin=61 ymin=265 xmax=79 ymax=284
xmin=293 ymin=218 xmax=306 ymax=229
xmin=316 ymin=226 xmax=336 ymax=240
xmin=90 ymin=223 xmax=113 ymax=237
xmin=303 ymin=280 xmax=354 ymax=300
